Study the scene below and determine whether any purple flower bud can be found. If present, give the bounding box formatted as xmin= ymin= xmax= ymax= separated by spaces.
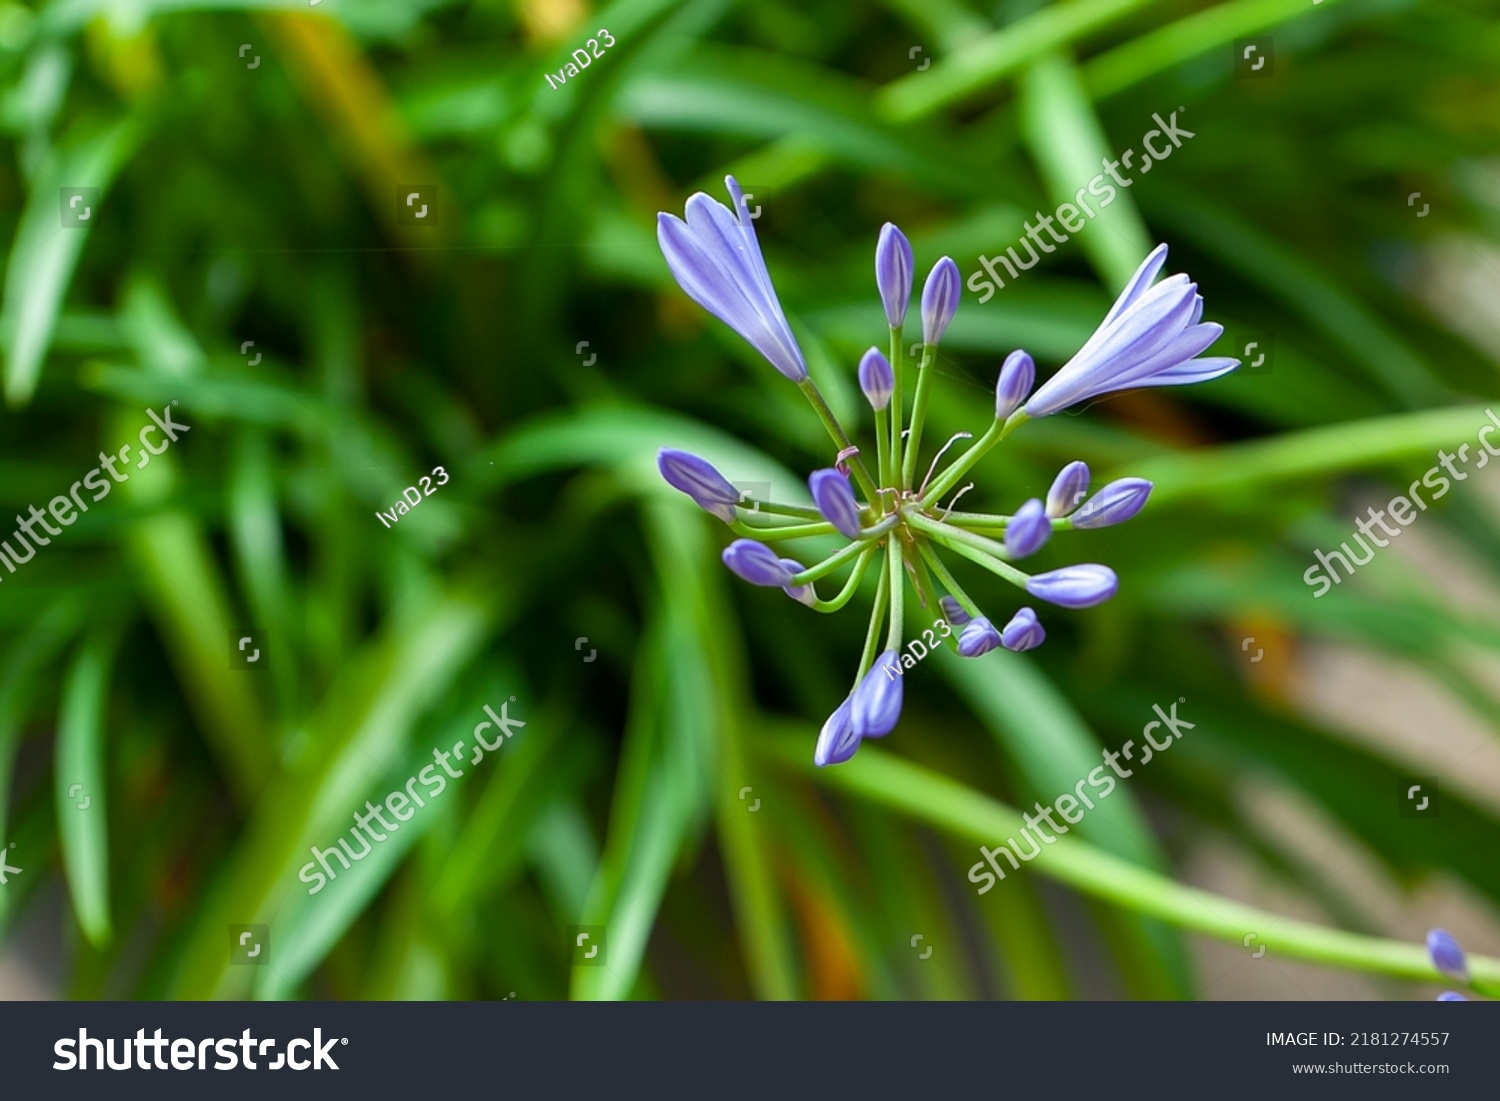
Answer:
xmin=1001 ymin=606 xmax=1045 ymax=652
xmin=921 ymin=256 xmax=961 ymax=347
xmin=1025 ymin=564 xmax=1118 ymax=608
xmin=957 ymin=617 xmax=1001 ymax=657
xmin=1436 ymin=992 xmax=1469 ymax=1001
xmin=780 ymin=558 xmax=817 ymax=606
xmin=1046 ymin=461 xmax=1090 ymax=519
xmin=940 ymin=595 xmax=970 ymax=626
xmin=657 ymin=448 xmax=740 ymax=523
xmin=809 ymin=468 xmax=864 ymax=540
xmin=814 ymin=697 xmax=860 ymax=767
xmin=1428 ymin=929 xmax=1468 ymax=982
xmin=722 ymin=539 xmax=797 ymax=587
xmin=995 ymin=350 xmax=1034 ymax=420
xmin=875 ymin=223 xmax=913 ymax=329
xmin=858 ymin=347 xmax=894 ymax=411
xmin=1005 ymin=498 xmax=1051 ymax=558
xmin=851 ymin=650 xmax=903 ymax=737
xmin=1072 ymin=478 xmax=1153 ymax=529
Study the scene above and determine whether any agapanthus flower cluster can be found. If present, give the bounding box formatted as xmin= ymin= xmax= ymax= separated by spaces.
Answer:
xmin=656 ymin=177 xmax=1238 ymax=766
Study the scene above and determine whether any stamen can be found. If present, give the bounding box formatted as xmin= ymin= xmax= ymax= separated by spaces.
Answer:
xmin=919 ymin=432 xmax=973 ymax=496
xmin=835 ymin=445 xmax=861 ymax=476
xmin=937 ymin=483 xmax=975 ymax=520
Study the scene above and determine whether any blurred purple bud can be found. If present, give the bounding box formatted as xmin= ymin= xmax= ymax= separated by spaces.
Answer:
xmin=1073 ymin=478 xmax=1153 ymax=529
xmin=1001 ymin=606 xmax=1046 ymax=652
xmin=875 ymin=223 xmax=913 ymax=329
xmin=851 ymin=651 xmax=903 ymax=737
xmin=1436 ymin=992 xmax=1469 ymax=1001
xmin=814 ymin=697 xmax=860 ymax=767
xmin=921 ymin=257 xmax=962 ymax=346
xmin=809 ymin=468 xmax=864 ymax=540
xmin=657 ymin=448 xmax=740 ymax=523
xmin=957 ymin=617 xmax=1001 ymax=657
xmin=858 ymin=347 xmax=894 ymax=411
xmin=995 ymin=350 xmax=1035 ymax=420
xmin=940 ymin=595 xmax=970 ymax=626
xmin=722 ymin=539 xmax=797 ymax=587
xmin=1025 ymin=564 xmax=1118 ymax=608
xmin=1005 ymin=498 xmax=1051 ymax=558
xmin=1046 ymin=461 xmax=1091 ymax=519
xmin=1428 ymin=929 xmax=1469 ymax=982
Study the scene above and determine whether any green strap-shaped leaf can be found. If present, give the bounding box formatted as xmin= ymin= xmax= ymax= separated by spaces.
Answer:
xmin=55 ymin=625 xmax=121 ymax=948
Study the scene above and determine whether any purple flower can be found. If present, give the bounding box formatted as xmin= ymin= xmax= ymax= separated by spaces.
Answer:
xmin=814 ymin=698 xmax=860 ymax=766
xmin=1001 ymin=607 xmax=1046 ymax=651
xmin=957 ymin=617 xmax=1001 ymax=657
xmin=858 ymin=347 xmax=894 ymax=411
xmin=876 ymin=223 xmax=913 ymax=329
xmin=995 ymin=350 xmax=1034 ymax=420
xmin=809 ymin=468 xmax=864 ymax=540
xmin=1073 ymin=478 xmax=1153 ymax=529
xmin=781 ymin=558 xmax=816 ymax=606
xmin=940 ymin=595 xmax=970 ymax=626
xmin=722 ymin=539 xmax=798 ymax=587
xmin=657 ymin=176 xmax=808 ymax=382
xmin=1025 ymin=564 xmax=1118 ymax=608
xmin=1436 ymin=991 xmax=1469 ymax=1001
xmin=1022 ymin=244 xmax=1237 ymax=418
xmin=1005 ymin=498 xmax=1051 ymax=558
xmin=851 ymin=650 xmax=903 ymax=737
xmin=921 ymin=256 xmax=961 ymax=347
xmin=657 ymin=448 xmax=741 ymax=523
xmin=1427 ymin=929 xmax=1468 ymax=982
xmin=1046 ymin=461 xmax=1090 ymax=519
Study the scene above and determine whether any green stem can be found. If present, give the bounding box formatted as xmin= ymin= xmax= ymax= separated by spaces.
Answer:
xmin=916 ymin=539 xmax=983 ymax=622
xmin=907 ymin=546 xmax=958 ymax=652
xmin=889 ymin=325 xmax=904 ymax=484
xmin=854 ymin=551 xmax=890 ymax=686
xmin=874 ymin=406 xmax=891 ymax=495
xmin=797 ymin=378 xmax=880 ymax=503
xmin=789 ymin=538 xmax=874 ymax=586
xmin=939 ymin=510 xmax=1013 ymax=530
xmin=884 ymin=535 xmax=905 ymax=651
xmin=738 ymin=498 xmax=823 ymax=521
xmin=899 ymin=344 xmax=937 ymax=488
xmin=765 ymin=736 xmax=1500 ymax=990
xmin=810 ymin=547 xmax=875 ymax=613
xmin=922 ymin=411 xmax=1029 ymax=506
xmin=907 ymin=513 xmax=1032 ymax=589
xmin=730 ymin=519 xmax=837 ymax=541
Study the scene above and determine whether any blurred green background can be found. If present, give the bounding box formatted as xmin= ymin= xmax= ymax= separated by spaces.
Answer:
xmin=1 ymin=0 xmax=1499 ymax=1001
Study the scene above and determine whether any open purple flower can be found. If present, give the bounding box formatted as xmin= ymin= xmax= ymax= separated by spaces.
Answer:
xmin=658 ymin=448 xmax=741 ymax=523
xmin=1022 ymin=244 xmax=1237 ymax=418
xmin=657 ymin=176 xmax=808 ymax=382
